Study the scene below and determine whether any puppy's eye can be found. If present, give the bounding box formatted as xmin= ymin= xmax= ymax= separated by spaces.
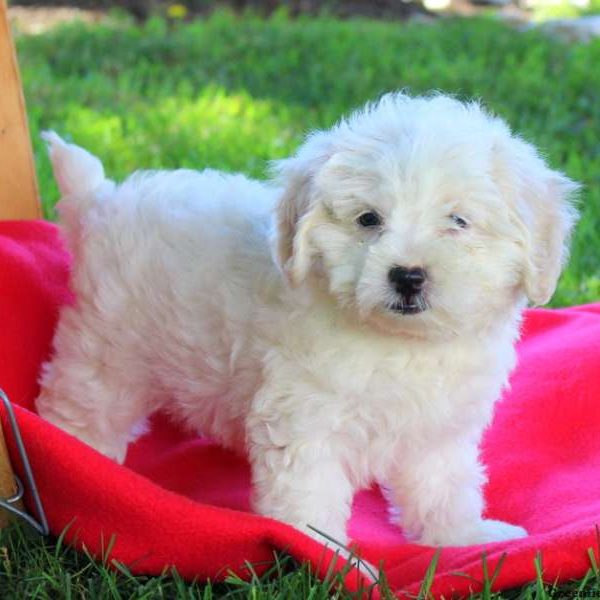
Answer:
xmin=357 ymin=211 xmax=383 ymax=228
xmin=449 ymin=214 xmax=469 ymax=229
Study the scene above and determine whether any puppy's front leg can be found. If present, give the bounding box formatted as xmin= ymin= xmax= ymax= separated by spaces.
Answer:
xmin=248 ymin=400 xmax=353 ymax=546
xmin=388 ymin=437 xmax=527 ymax=546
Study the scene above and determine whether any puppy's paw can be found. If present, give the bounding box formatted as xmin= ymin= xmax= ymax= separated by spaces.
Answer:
xmin=419 ymin=519 xmax=527 ymax=547
xmin=463 ymin=519 xmax=527 ymax=545
xmin=37 ymin=404 xmax=128 ymax=464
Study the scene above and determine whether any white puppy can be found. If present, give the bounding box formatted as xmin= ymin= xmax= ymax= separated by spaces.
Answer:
xmin=37 ymin=93 xmax=578 ymax=548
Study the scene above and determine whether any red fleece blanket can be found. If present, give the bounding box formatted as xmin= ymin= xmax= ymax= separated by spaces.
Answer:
xmin=1 ymin=219 xmax=600 ymax=597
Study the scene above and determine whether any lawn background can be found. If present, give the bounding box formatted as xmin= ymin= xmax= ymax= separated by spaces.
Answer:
xmin=19 ymin=10 xmax=600 ymax=306
xmin=3 ymin=9 xmax=600 ymax=598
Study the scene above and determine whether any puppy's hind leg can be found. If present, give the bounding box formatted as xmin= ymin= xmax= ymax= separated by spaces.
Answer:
xmin=37 ymin=363 xmax=152 ymax=464
xmin=36 ymin=327 xmax=155 ymax=464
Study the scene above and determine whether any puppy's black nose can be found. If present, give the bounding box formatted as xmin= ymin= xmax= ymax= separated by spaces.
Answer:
xmin=388 ymin=266 xmax=426 ymax=296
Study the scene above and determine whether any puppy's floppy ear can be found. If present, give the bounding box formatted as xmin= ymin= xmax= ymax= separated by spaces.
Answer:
xmin=272 ymin=132 xmax=332 ymax=286
xmin=526 ymin=171 xmax=579 ymax=305
xmin=494 ymin=130 xmax=579 ymax=306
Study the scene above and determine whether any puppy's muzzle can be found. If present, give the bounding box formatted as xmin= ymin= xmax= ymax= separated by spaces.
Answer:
xmin=388 ymin=266 xmax=427 ymax=315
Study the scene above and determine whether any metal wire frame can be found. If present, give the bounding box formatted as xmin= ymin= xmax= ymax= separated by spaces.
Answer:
xmin=0 ymin=388 xmax=49 ymax=535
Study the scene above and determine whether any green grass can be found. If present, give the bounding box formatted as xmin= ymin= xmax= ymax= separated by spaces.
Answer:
xmin=3 ymin=522 xmax=600 ymax=599
xmin=7 ymin=10 xmax=600 ymax=598
xmin=18 ymin=10 xmax=600 ymax=306
xmin=0 ymin=523 xmax=385 ymax=599
xmin=531 ymin=0 xmax=600 ymax=22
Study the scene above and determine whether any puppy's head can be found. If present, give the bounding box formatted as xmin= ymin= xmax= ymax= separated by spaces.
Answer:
xmin=273 ymin=93 xmax=578 ymax=338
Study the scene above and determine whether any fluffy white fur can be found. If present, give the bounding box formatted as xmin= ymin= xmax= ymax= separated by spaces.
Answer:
xmin=36 ymin=93 xmax=578 ymax=548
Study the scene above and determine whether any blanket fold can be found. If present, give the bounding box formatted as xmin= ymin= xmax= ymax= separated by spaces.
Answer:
xmin=1 ymin=220 xmax=599 ymax=597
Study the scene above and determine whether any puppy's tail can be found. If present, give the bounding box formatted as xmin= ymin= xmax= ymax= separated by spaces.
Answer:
xmin=42 ymin=131 xmax=108 ymax=197
xmin=42 ymin=131 xmax=113 ymax=241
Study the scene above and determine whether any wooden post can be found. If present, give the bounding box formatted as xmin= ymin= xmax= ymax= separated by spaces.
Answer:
xmin=0 ymin=0 xmax=37 ymax=527
xmin=0 ymin=0 xmax=41 ymax=220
